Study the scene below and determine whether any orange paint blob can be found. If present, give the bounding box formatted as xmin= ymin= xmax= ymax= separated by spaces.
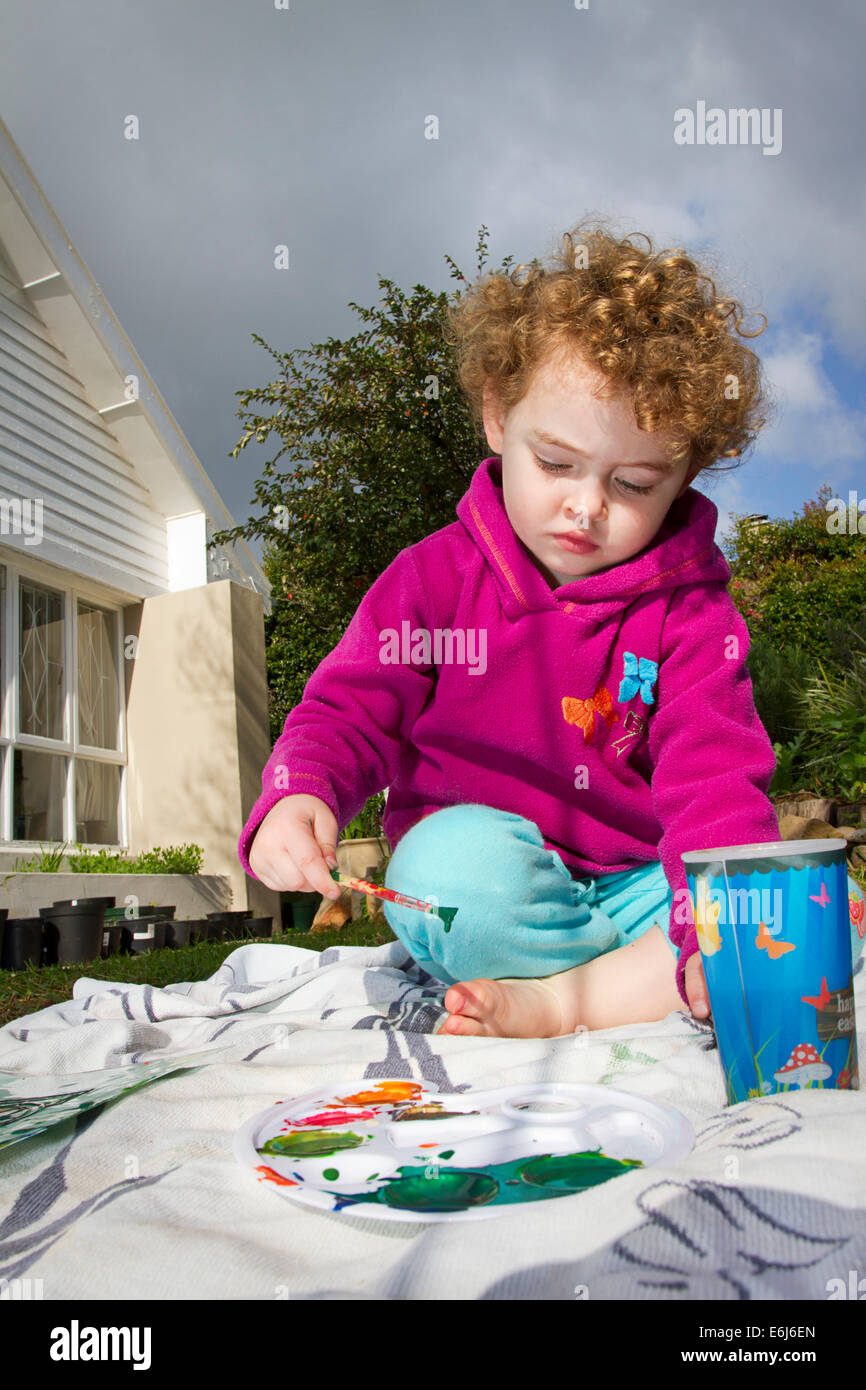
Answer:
xmin=332 ymin=1082 xmax=422 ymax=1106
xmin=255 ymin=1165 xmax=299 ymax=1187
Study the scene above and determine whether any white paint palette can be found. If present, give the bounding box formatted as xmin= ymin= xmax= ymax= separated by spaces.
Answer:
xmin=234 ymin=1078 xmax=695 ymax=1223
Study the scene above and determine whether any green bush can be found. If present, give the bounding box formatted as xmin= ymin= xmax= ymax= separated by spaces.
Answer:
xmin=748 ymin=627 xmax=866 ymax=800
xmin=725 ymin=484 xmax=866 ymax=672
xmin=65 ymin=847 xmax=132 ymax=873
xmin=65 ymin=843 xmax=205 ymax=875
xmin=132 ymin=844 xmax=205 ymax=875
xmin=746 ymin=634 xmax=815 ymax=748
xmin=340 ymin=793 xmax=387 ymax=840
xmin=727 ymin=485 xmax=866 ymax=800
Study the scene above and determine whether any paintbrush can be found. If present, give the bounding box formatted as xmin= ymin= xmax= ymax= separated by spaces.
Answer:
xmin=328 ymin=869 xmax=458 ymax=932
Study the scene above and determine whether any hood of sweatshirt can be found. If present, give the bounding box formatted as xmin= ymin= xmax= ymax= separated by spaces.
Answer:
xmin=455 ymin=456 xmax=732 ymax=626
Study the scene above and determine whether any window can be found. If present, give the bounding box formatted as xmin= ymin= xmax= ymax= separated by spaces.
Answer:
xmin=77 ymin=602 xmax=120 ymax=750
xmin=0 ymin=559 xmax=126 ymax=847
xmin=19 ymin=581 xmax=64 ymax=738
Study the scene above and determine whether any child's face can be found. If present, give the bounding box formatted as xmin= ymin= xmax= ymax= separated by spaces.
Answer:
xmin=483 ymin=348 xmax=700 ymax=585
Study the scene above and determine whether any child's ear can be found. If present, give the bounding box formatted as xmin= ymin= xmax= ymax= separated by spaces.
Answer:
xmin=481 ymin=384 xmax=506 ymax=454
xmin=675 ymin=465 xmax=700 ymax=498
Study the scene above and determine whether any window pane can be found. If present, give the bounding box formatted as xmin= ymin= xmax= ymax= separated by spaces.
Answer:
xmin=13 ymin=749 xmax=65 ymax=841
xmin=75 ymin=759 xmax=120 ymax=844
xmin=20 ymin=582 xmax=65 ymax=739
xmin=77 ymin=602 xmax=119 ymax=749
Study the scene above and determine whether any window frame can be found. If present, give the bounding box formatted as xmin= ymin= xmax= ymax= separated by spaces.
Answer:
xmin=0 ymin=552 xmax=127 ymax=849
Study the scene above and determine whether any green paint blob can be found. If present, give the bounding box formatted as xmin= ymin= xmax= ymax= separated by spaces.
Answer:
xmin=261 ymin=1128 xmax=368 ymax=1160
xmin=439 ymin=1149 xmax=454 ymax=1160
xmin=381 ymin=1169 xmax=498 ymax=1212
xmin=319 ymin=1149 xmax=644 ymax=1213
xmin=322 ymin=1167 xmax=340 ymax=1181
xmin=519 ymin=1150 xmax=643 ymax=1191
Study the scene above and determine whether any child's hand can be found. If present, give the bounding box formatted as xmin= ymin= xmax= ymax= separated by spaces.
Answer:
xmin=248 ymin=794 xmax=342 ymax=900
xmin=684 ymin=949 xmax=712 ymax=1020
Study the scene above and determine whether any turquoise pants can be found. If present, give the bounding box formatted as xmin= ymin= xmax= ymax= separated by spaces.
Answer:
xmin=382 ymin=803 xmax=866 ymax=986
xmin=382 ymin=803 xmax=677 ymax=985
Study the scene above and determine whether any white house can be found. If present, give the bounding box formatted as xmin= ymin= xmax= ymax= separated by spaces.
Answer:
xmin=0 ymin=117 xmax=278 ymax=919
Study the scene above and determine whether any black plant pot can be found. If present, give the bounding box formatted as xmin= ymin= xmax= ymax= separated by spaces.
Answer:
xmin=52 ymin=897 xmax=116 ymax=910
xmin=181 ymin=919 xmax=210 ymax=944
xmin=207 ymin=911 xmax=254 ymax=939
xmin=1 ymin=918 xmax=43 ymax=970
xmin=102 ymin=924 xmax=123 ymax=958
xmin=290 ymin=902 xmax=318 ymax=931
xmin=40 ymin=903 xmax=106 ymax=965
xmin=166 ymin=920 xmax=191 ymax=949
xmin=243 ymin=917 xmax=274 ymax=937
xmin=127 ymin=922 xmax=170 ymax=954
xmin=144 ymin=905 xmax=176 ymax=920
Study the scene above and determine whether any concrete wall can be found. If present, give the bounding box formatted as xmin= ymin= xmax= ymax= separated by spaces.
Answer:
xmin=0 ymin=872 xmax=232 ymax=920
xmin=123 ymin=579 xmax=278 ymax=920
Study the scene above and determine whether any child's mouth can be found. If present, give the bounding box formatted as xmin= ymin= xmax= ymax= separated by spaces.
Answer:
xmin=552 ymin=532 xmax=599 ymax=554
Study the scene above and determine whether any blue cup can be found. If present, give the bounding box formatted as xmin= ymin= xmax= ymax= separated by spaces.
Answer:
xmin=681 ymin=839 xmax=860 ymax=1105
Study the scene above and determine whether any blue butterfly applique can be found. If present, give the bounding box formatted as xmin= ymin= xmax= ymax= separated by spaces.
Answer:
xmin=618 ymin=652 xmax=658 ymax=705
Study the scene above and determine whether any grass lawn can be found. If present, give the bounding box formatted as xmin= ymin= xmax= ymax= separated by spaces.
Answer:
xmin=0 ymin=919 xmax=397 ymax=1030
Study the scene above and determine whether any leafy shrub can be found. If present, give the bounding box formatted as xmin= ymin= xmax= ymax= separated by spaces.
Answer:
xmin=725 ymin=484 xmax=866 ymax=673
xmin=746 ymin=635 xmax=815 ymax=748
xmin=65 ymin=847 xmax=132 ymax=874
xmin=132 ymin=844 xmax=205 ymax=875
xmin=340 ymin=793 xmax=387 ymax=840
xmin=66 ymin=843 xmax=205 ymax=875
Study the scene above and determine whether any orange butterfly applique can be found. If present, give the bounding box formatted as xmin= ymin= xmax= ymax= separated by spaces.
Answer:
xmin=562 ymin=684 xmax=620 ymax=745
xmin=755 ymin=921 xmax=795 ymax=960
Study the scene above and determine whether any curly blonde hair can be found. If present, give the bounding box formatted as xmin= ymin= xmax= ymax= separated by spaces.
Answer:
xmin=443 ymin=219 xmax=772 ymax=475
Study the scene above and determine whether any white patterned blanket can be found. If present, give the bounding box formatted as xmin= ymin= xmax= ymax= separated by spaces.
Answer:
xmin=0 ymin=940 xmax=864 ymax=1300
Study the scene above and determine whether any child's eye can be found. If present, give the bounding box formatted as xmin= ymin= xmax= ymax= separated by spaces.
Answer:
xmin=533 ymin=455 xmax=654 ymax=495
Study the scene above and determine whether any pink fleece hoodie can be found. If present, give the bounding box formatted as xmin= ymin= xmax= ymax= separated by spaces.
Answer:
xmin=240 ymin=456 xmax=780 ymax=1006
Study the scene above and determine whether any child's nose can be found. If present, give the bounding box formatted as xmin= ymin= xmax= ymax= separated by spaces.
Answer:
xmin=565 ymin=480 xmax=606 ymax=524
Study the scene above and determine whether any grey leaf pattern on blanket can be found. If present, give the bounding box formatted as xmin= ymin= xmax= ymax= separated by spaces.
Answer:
xmin=604 ymin=1180 xmax=860 ymax=1297
xmin=0 ymin=1104 xmax=179 ymax=1283
xmin=477 ymin=1100 xmax=865 ymax=1301
xmin=478 ymin=1182 xmax=864 ymax=1300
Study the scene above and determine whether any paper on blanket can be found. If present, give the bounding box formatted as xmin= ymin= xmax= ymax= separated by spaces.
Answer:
xmin=0 ymin=1044 xmax=236 ymax=1152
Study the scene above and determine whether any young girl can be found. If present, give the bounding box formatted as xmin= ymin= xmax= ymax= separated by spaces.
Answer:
xmin=239 ymin=221 xmax=866 ymax=1039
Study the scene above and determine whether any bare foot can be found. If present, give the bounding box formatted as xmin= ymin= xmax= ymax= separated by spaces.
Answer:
xmin=437 ymin=974 xmax=579 ymax=1039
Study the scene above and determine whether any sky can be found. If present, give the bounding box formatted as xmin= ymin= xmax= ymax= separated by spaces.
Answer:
xmin=1 ymin=0 xmax=864 ymax=565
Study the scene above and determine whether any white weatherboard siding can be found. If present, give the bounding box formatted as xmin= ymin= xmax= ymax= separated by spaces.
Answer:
xmin=0 ymin=118 xmax=270 ymax=608
xmin=0 ymin=238 xmax=168 ymax=597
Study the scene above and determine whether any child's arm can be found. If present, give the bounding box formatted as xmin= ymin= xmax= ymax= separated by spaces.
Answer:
xmin=647 ymin=582 xmax=780 ymax=1005
xmin=239 ymin=546 xmax=437 ymax=878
